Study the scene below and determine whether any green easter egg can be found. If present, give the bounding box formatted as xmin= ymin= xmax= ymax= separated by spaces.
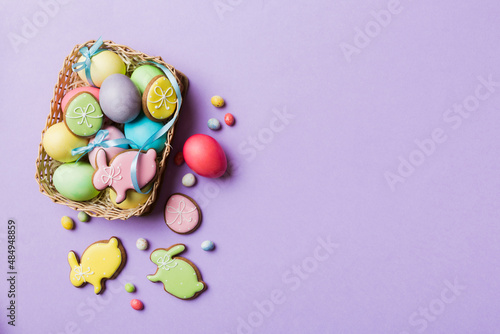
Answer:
xmin=130 ymin=65 xmax=165 ymax=94
xmin=53 ymin=162 xmax=100 ymax=201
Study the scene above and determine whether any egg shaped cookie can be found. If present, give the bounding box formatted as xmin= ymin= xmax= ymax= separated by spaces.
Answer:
xmin=43 ymin=122 xmax=89 ymax=162
xmin=64 ymin=92 xmax=103 ymax=137
xmin=143 ymin=76 xmax=178 ymax=122
xmin=76 ymin=50 xmax=126 ymax=87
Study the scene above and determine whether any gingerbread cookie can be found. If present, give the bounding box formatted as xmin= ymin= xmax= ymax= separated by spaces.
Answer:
xmin=92 ymin=148 xmax=157 ymax=204
xmin=142 ymin=75 xmax=178 ymax=122
xmin=68 ymin=237 xmax=126 ymax=294
xmin=64 ymin=92 xmax=103 ymax=137
xmin=147 ymin=244 xmax=206 ymax=300
xmin=164 ymin=193 xmax=202 ymax=234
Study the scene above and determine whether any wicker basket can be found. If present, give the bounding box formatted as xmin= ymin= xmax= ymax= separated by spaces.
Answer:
xmin=35 ymin=39 xmax=189 ymax=220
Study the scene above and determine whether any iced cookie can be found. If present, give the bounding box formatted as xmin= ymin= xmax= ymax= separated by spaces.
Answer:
xmin=92 ymin=148 xmax=157 ymax=204
xmin=64 ymin=92 xmax=103 ymax=137
xmin=68 ymin=237 xmax=126 ymax=294
xmin=142 ymin=75 xmax=178 ymax=122
xmin=164 ymin=194 xmax=202 ymax=234
xmin=88 ymin=126 xmax=129 ymax=169
xmin=147 ymin=244 xmax=206 ymax=300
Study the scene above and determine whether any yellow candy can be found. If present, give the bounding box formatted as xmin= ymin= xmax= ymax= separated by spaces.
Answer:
xmin=43 ymin=123 xmax=88 ymax=162
xmin=76 ymin=51 xmax=126 ymax=87
xmin=61 ymin=216 xmax=74 ymax=230
xmin=109 ymin=186 xmax=152 ymax=209
xmin=211 ymin=95 xmax=225 ymax=108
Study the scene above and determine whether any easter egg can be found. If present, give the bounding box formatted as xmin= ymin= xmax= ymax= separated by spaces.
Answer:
xmin=183 ymin=134 xmax=227 ymax=178
xmin=88 ymin=126 xmax=129 ymax=168
xmin=109 ymin=185 xmax=152 ymax=209
xmin=43 ymin=122 xmax=89 ymax=162
xmin=76 ymin=50 xmax=126 ymax=87
xmin=53 ymin=162 xmax=100 ymax=201
xmin=61 ymin=87 xmax=99 ymax=111
xmin=130 ymin=65 xmax=165 ymax=94
xmin=124 ymin=113 xmax=166 ymax=153
xmin=99 ymin=74 xmax=141 ymax=123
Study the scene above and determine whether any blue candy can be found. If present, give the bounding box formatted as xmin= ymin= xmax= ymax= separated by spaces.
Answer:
xmin=201 ymin=240 xmax=215 ymax=251
xmin=207 ymin=118 xmax=221 ymax=131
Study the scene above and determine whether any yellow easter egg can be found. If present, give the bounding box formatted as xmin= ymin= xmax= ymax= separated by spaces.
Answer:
xmin=42 ymin=122 xmax=89 ymax=162
xmin=109 ymin=186 xmax=152 ymax=209
xmin=77 ymin=51 xmax=126 ymax=87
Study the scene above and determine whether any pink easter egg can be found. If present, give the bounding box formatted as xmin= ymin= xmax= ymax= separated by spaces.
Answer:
xmin=183 ymin=134 xmax=227 ymax=178
xmin=88 ymin=126 xmax=128 ymax=168
xmin=61 ymin=86 xmax=100 ymax=111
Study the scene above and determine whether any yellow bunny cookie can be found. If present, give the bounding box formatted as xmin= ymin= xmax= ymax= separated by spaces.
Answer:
xmin=68 ymin=237 xmax=126 ymax=294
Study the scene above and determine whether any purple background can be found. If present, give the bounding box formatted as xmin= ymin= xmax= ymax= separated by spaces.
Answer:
xmin=1 ymin=0 xmax=500 ymax=333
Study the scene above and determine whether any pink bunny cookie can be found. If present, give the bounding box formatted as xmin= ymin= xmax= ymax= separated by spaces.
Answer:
xmin=92 ymin=148 xmax=157 ymax=204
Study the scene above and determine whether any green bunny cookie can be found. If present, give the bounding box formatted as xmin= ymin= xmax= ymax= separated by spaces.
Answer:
xmin=147 ymin=244 xmax=206 ymax=300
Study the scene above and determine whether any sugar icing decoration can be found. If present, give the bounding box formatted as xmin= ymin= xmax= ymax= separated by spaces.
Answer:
xmin=144 ymin=76 xmax=178 ymax=121
xmin=64 ymin=92 xmax=103 ymax=137
xmin=147 ymin=244 xmax=206 ymax=300
xmin=164 ymin=194 xmax=201 ymax=234
xmin=68 ymin=237 xmax=125 ymax=294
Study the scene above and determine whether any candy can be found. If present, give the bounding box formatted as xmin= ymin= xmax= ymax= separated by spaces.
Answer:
xmin=76 ymin=50 xmax=126 ymax=87
xmin=130 ymin=299 xmax=144 ymax=310
xmin=77 ymin=211 xmax=90 ymax=222
xmin=174 ymin=151 xmax=184 ymax=166
xmin=207 ymin=118 xmax=221 ymax=131
xmin=61 ymin=216 xmax=74 ymax=230
xmin=53 ymin=162 xmax=100 ymax=201
xmin=183 ymin=134 xmax=227 ymax=178
xmin=224 ymin=113 xmax=235 ymax=126
xmin=125 ymin=283 xmax=136 ymax=293
xmin=201 ymin=240 xmax=215 ymax=251
xmin=42 ymin=122 xmax=88 ymax=163
xmin=99 ymin=74 xmax=142 ymax=124
xmin=136 ymin=238 xmax=149 ymax=251
xmin=211 ymin=95 xmax=225 ymax=108
xmin=182 ymin=173 xmax=196 ymax=187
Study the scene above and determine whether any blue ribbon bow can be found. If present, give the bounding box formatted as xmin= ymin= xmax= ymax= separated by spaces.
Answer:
xmin=72 ymin=36 xmax=106 ymax=87
xmin=71 ymin=129 xmax=133 ymax=162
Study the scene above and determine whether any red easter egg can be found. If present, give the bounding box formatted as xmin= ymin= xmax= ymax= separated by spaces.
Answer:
xmin=183 ymin=134 xmax=227 ymax=178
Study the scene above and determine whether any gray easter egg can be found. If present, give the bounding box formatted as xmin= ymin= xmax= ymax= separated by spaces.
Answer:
xmin=99 ymin=74 xmax=141 ymax=123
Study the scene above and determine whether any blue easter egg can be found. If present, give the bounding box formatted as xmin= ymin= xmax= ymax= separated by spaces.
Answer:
xmin=124 ymin=113 xmax=167 ymax=153
xmin=207 ymin=118 xmax=221 ymax=130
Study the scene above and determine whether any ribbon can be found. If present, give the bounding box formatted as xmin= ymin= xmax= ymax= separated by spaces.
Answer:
xmin=73 ymin=265 xmax=94 ymax=282
xmin=72 ymin=36 xmax=106 ymax=87
xmin=71 ymin=129 xmax=133 ymax=162
xmin=166 ymin=200 xmax=196 ymax=225
xmin=129 ymin=61 xmax=183 ymax=194
xmin=157 ymin=255 xmax=177 ymax=271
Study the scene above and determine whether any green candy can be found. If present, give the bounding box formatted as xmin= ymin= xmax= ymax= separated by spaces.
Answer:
xmin=77 ymin=211 xmax=90 ymax=222
xmin=53 ymin=162 xmax=100 ymax=201
xmin=130 ymin=65 xmax=164 ymax=94
xmin=147 ymin=244 xmax=206 ymax=300
xmin=125 ymin=283 xmax=135 ymax=293
xmin=64 ymin=93 xmax=103 ymax=137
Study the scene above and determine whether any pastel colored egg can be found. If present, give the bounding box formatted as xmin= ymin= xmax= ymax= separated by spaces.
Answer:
xmin=99 ymin=74 xmax=141 ymax=123
xmin=130 ymin=65 xmax=165 ymax=94
xmin=64 ymin=92 xmax=103 ymax=137
xmin=61 ymin=87 xmax=99 ymax=111
xmin=43 ymin=122 xmax=89 ymax=162
xmin=130 ymin=299 xmax=143 ymax=310
xmin=136 ymin=238 xmax=148 ymax=250
xmin=183 ymin=134 xmax=227 ymax=178
xmin=143 ymin=76 xmax=177 ymax=122
xmin=125 ymin=283 xmax=135 ymax=293
xmin=201 ymin=240 xmax=215 ymax=251
xmin=53 ymin=162 xmax=101 ymax=201
xmin=76 ymin=50 xmax=126 ymax=87
xmin=174 ymin=151 xmax=184 ymax=166
xmin=211 ymin=95 xmax=225 ymax=107
xmin=207 ymin=118 xmax=221 ymax=131
xmin=124 ymin=113 xmax=167 ymax=153
xmin=109 ymin=185 xmax=152 ymax=209
xmin=61 ymin=216 xmax=74 ymax=230
xmin=224 ymin=113 xmax=235 ymax=126
xmin=182 ymin=173 xmax=196 ymax=187
xmin=77 ymin=211 xmax=90 ymax=222
xmin=88 ymin=126 xmax=129 ymax=168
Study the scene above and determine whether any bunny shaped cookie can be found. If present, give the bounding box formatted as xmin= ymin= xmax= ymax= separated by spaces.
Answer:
xmin=147 ymin=244 xmax=206 ymax=299
xmin=92 ymin=148 xmax=157 ymax=204
xmin=68 ymin=237 xmax=126 ymax=294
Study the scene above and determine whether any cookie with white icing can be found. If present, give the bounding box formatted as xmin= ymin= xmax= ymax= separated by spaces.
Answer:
xmin=142 ymin=75 xmax=178 ymax=122
xmin=63 ymin=92 xmax=103 ymax=137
